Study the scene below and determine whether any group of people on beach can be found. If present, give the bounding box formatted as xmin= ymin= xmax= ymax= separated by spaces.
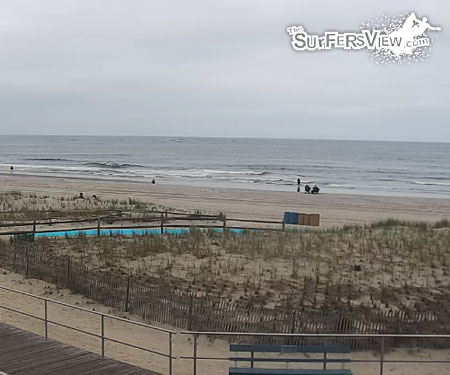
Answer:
xmin=297 ymin=178 xmax=320 ymax=194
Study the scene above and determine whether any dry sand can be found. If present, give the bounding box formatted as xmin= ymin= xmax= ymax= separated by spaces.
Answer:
xmin=1 ymin=174 xmax=450 ymax=227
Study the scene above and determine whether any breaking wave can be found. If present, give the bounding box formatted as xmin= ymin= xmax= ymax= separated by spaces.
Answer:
xmin=83 ymin=162 xmax=145 ymax=169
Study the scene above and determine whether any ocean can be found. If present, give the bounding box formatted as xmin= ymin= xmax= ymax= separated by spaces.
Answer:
xmin=0 ymin=136 xmax=449 ymax=198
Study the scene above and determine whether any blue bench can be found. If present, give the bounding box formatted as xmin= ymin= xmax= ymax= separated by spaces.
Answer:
xmin=229 ymin=344 xmax=352 ymax=375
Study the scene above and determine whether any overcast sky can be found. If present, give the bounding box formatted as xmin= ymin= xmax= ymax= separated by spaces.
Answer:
xmin=0 ymin=0 xmax=448 ymax=141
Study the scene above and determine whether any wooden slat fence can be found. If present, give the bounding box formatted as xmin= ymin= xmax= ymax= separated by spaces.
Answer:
xmin=0 ymin=244 xmax=449 ymax=351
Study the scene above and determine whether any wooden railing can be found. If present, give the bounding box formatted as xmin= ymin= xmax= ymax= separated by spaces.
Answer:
xmin=0 ymin=210 xmax=288 ymax=238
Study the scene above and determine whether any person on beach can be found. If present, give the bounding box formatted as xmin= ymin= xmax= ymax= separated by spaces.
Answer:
xmin=305 ymin=184 xmax=311 ymax=194
xmin=152 ymin=179 xmax=156 ymax=184
xmin=297 ymin=177 xmax=301 ymax=192
xmin=10 ymin=166 xmax=13 ymax=173
xmin=311 ymin=185 xmax=320 ymax=194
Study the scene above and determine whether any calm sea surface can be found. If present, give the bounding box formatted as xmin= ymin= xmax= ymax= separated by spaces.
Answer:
xmin=0 ymin=136 xmax=449 ymax=198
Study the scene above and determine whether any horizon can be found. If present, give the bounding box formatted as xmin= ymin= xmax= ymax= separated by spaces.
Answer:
xmin=1 ymin=133 xmax=449 ymax=145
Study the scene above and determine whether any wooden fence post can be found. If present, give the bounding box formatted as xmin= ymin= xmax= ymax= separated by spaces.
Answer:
xmin=188 ymin=294 xmax=194 ymax=330
xmin=125 ymin=276 xmax=132 ymax=312
xmin=289 ymin=310 xmax=297 ymax=344
xmin=97 ymin=218 xmax=101 ymax=237
xmin=222 ymin=214 xmax=227 ymax=230
xmin=160 ymin=213 xmax=165 ymax=235
xmin=67 ymin=258 xmax=71 ymax=287
xmin=290 ymin=310 xmax=297 ymax=333
xmin=25 ymin=246 xmax=29 ymax=277
xmin=32 ymin=220 xmax=36 ymax=240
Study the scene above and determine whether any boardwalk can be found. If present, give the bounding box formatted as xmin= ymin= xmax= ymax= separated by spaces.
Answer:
xmin=0 ymin=323 xmax=160 ymax=375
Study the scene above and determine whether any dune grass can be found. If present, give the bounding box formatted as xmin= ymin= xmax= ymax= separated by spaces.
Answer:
xmin=22 ymin=220 xmax=450 ymax=314
xmin=0 ymin=191 xmax=169 ymax=220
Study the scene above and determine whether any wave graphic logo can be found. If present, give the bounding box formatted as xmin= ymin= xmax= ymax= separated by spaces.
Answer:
xmin=287 ymin=12 xmax=442 ymax=64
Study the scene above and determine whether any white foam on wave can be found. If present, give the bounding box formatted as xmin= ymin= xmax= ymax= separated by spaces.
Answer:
xmin=414 ymin=181 xmax=450 ymax=186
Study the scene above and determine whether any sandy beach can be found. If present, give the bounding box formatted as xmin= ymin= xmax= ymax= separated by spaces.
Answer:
xmin=1 ymin=174 xmax=450 ymax=227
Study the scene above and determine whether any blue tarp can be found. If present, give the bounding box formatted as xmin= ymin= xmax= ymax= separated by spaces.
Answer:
xmin=283 ymin=212 xmax=299 ymax=224
xmin=34 ymin=227 xmax=246 ymax=238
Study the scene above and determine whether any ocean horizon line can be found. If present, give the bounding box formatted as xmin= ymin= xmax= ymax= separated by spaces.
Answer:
xmin=1 ymin=134 xmax=449 ymax=145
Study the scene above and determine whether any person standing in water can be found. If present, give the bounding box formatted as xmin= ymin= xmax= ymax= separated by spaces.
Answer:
xmin=297 ymin=177 xmax=301 ymax=192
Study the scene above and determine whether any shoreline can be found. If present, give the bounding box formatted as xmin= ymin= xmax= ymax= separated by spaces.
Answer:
xmin=1 ymin=171 xmax=449 ymax=199
xmin=1 ymin=174 xmax=450 ymax=227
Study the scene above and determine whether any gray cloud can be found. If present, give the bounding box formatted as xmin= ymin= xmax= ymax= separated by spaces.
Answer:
xmin=0 ymin=0 xmax=448 ymax=141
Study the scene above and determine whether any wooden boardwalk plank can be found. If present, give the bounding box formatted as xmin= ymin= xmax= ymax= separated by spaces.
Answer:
xmin=0 ymin=323 xmax=161 ymax=375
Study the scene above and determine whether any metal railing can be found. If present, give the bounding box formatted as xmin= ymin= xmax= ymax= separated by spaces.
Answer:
xmin=0 ymin=285 xmax=176 ymax=375
xmin=3 ymin=285 xmax=448 ymax=375
xmin=180 ymin=331 xmax=450 ymax=375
